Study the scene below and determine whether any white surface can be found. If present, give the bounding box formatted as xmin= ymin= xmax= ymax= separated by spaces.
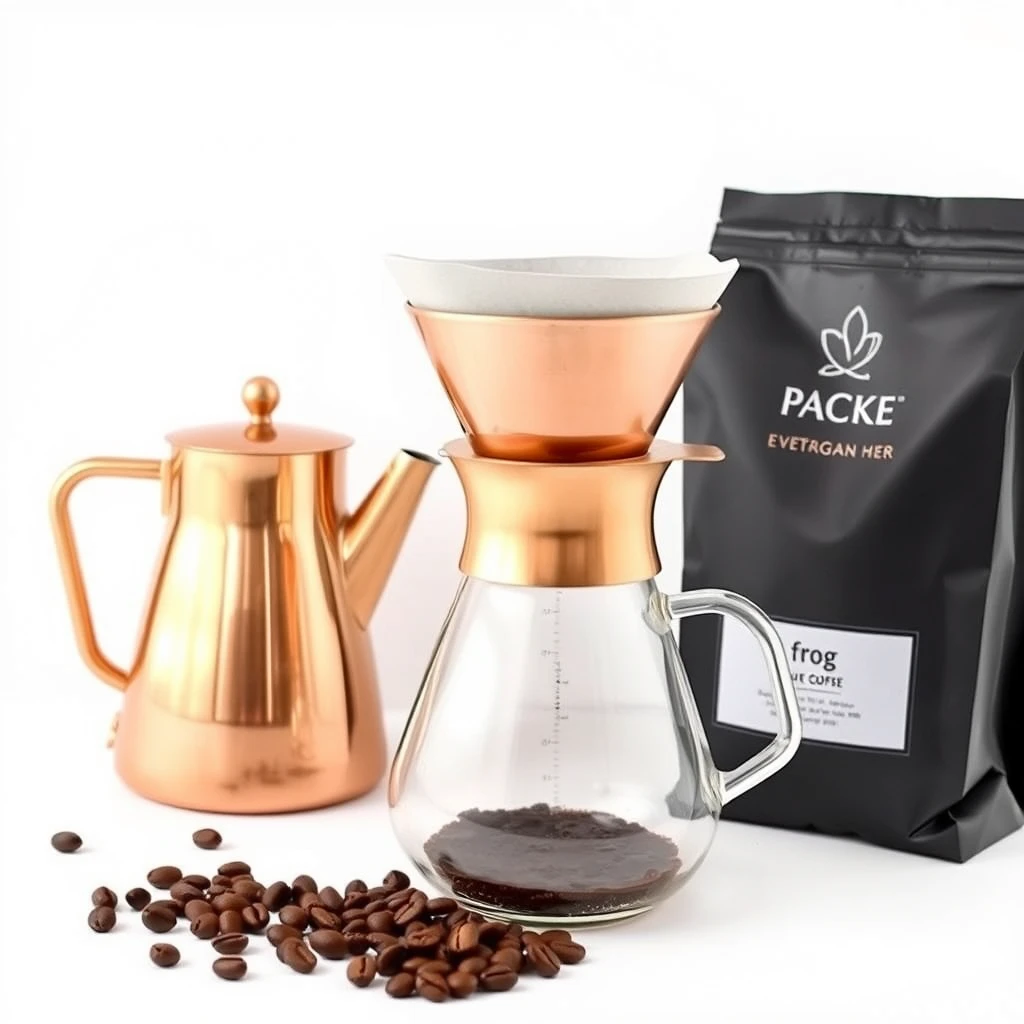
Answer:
xmin=384 ymin=252 xmax=738 ymax=315
xmin=0 ymin=704 xmax=1021 ymax=1024
xmin=1 ymin=3 xmax=1023 ymax=1021
xmin=717 ymin=615 xmax=917 ymax=751
xmin=2 ymin=0 xmax=1024 ymax=712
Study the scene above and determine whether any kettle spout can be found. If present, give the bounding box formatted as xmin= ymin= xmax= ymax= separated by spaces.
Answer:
xmin=342 ymin=449 xmax=439 ymax=629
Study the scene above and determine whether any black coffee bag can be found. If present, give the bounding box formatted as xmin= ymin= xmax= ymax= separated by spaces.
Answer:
xmin=680 ymin=189 xmax=1024 ymax=861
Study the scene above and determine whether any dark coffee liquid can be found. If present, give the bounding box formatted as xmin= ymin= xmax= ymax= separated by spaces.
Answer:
xmin=424 ymin=804 xmax=681 ymax=917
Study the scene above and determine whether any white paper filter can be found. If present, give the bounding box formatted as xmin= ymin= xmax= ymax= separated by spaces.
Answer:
xmin=385 ymin=253 xmax=738 ymax=317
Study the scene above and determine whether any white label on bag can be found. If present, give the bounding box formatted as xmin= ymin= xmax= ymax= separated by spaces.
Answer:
xmin=714 ymin=616 xmax=916 ymax=751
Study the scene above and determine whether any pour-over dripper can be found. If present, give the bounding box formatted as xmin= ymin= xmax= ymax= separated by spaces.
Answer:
xmin=387 ymin=252 xmax=732 ymax=461
xmin=407 ymin=305 xmax=720 ymax=462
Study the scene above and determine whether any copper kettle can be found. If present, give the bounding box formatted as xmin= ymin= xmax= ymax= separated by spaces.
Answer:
xmin=50 ymin=377 xmax=437 ymax=813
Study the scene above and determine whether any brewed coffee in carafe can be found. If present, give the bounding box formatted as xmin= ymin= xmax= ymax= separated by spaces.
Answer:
xmin=387 ymin=257 xmax=803 ymax=925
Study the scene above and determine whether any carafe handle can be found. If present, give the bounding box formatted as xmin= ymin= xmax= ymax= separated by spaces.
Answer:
xmin=49 ymin=457 xmax=165 ymax=691
xmin=664 ymin=589 xmax=802 ymax=803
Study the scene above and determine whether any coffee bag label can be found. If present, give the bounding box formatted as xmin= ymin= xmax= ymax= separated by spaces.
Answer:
xmin=714 ymin=617 xmax=917 ymax=752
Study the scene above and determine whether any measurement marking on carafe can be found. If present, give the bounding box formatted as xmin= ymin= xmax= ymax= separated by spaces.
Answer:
xmin=546 ymin=590 xmax=563 ymax=805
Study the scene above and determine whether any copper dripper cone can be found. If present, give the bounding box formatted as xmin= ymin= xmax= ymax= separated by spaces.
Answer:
xmin=408 ymin=305 xmax=720 ymax=462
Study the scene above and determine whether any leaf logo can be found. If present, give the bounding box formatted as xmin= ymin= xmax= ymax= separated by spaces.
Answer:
xmin=819 ymin=305 xmax=883 ymax=381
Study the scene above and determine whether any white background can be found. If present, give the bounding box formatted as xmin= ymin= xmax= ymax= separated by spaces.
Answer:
xmin=1 ymin=1 xmax=1023 ymax=1021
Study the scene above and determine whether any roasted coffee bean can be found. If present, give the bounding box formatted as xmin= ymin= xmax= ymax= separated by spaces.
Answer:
xmin=341 ymin=906 xmax=370 ymax=923
xmin=490 ymin=947 xmax=523 ymax=971
xmin=404 ymin=920 xmax=428 ymax=936
xmin=416 ymin=971 xmax=450 ymax=1002
xmin=480 ymin=963 xmax=518 ymax=992
xmin=212 ymin=893 xmax=249 ymax=914
xmin=91 ymin=886 xmax=117 ymax=909
xmin=206 ymin=885 xmax=228 ymax=897
xmin=291 ymin=874 xmax=317 ymax=895
xmin=146 ymin=866 xmax=182 ymax=890
xmin=345 ymin=893 xmax=371 ymax=911
xmin=51 ymin=831 xmax=82 ymax=853
xmin=262 ymin=881 xmax=291 ymax=912
xmin=521 ymin=929 xmax=543 ymax=945
xmin=386 ymin=972 xmax=416 ymax=999
xmin=342 ymin=918 xmax=368 ymax=936
xmin=279 ymin=905 xmax=308 ymax=930
xmin=525 ymin=940 xmax=561 ymax=977
xmin=344 ymin=879 xmax=368 ymax=895
xmin=212 ymin=933 xmax=249 ymax=955
xmin=218 ymin=910 xmax=243 ymax=935
xmin=547 ymin=939 xmax=586 ymax=964
xmin=382 ymin=869 xmax=410 ymax=891
xmin=458 ymin=956 xmax=488 ymax=976
xmin=385 ymin=887 xmax=414 ymax=908
xmin=406 ymin=923 xmax=444 ymax=952
xmin=298 ymin=891 xmax=325 ymax=911
xmin=141 ymin=905 xmax=176 ymax=933
xmin=346 ymin=954 xmax=376 ymax=988
xmin=190 ymin=913 xmax=219 ymax=940
xmin=364 ymin=885 xmax=392 ymax=901
xmin=496 ymin=936 xmax=522 ymax=952
xmin=126 ymin=887 xmax=151 ymax=911
xmin=369 ymin=932 xmax=399 ymax=950
xmin=445 ymin=907 xmax=469 ymax=928
xmin=217 ymin=861 xmax=250 ymax=878
xmin=478 ymin=921 xmax=507 ymax=946
xmin=362 ymin=899 xmax=389 ymax=916
xmin=191 ymin=828 xmax=222 ymax=850
xmin=276 ymin=936 xmax=302 ymax=962
xmin=211 ymin=875 xmax=233 ymax=888
xmin=403 ymin=956 xmax=431 ymax=972
xmin=456 ymin=944 xmax=491 ymax=962
xmin=281 ymin=938 xmax=318 ymax=974
xmin=308 ymin=906 xmax=341 ymax=930
xmin=417 ymin=960 xmax=453 ymax=977
xmin=318 ymin=885 xmax=344 ymax=911
xmin=88 ymin=906 xmax=116 ymax=933
xmin=232 ymin=879 xmax=264 ymax=901
xmin=449 ymin=971 xmax=479 ymax=998
xmin=241 ymin=904 xmax=269 ymax=932
xmin=182 ymin=874 xmax=211 ymax=890
xmin=149 ymin=942 xmax=180 ymax=967
xmin=425 ymin=897 xmax=457 ymax=915
xmin=539 ymin=928 xmax=571 ymax=944
xmin=346 ymin=935 xmax=371 ymax=956
xmin=184 ymin=899 xmax=210 ymax=923
xmin=394 ymin=897 xmax=427 ymax=927
xmin=212 ymin=956 xmax=247 ymax=981
xmin=375 ymin=942 xmax=410 ymax=976
xmin=267 ymin=924 xmax=303 ymax=947
xmin=448 ymin=921 xmax=479 ymax=954
xmin=308 ymin=929 xmax=349 ymax=960
xmin=365 ymin=910 xmax=395 ymax=933
xmin=169 ymin=881 xmax=204 ymax=903
xmin=148 ymin=899 xmax=182 ymax=918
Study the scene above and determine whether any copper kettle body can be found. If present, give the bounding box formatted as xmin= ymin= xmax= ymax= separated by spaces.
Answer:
xmin=49 ymin=377 xmax=437 ymax=813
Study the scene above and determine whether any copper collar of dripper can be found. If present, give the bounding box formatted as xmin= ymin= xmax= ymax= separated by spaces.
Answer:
xmin=409 ymin=304 xmax=721 ymax=463
xmin=443 ymin=439 xmax=725 ymax=588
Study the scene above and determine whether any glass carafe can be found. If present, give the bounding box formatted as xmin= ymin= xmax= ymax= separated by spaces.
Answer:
xmin=389 ymin=577 xmax=800 ymax=926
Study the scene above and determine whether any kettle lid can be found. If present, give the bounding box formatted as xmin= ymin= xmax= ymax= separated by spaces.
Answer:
xmin=165 ymin=377 xmax=353 ymax=454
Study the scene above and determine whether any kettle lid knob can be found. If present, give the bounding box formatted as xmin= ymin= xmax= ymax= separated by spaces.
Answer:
xmin=242 ymin=376 xmax=280 ymax=425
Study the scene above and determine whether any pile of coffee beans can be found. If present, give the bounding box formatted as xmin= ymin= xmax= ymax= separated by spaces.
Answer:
xmin=54 ymin=828 xmax=586 ymax=1000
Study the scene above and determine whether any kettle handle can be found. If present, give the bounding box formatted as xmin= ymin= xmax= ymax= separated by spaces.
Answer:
xmin=49 ymin=458 xmax=165 ymax=691
xmin=664 ymin=589 xmax=803 ymax=804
